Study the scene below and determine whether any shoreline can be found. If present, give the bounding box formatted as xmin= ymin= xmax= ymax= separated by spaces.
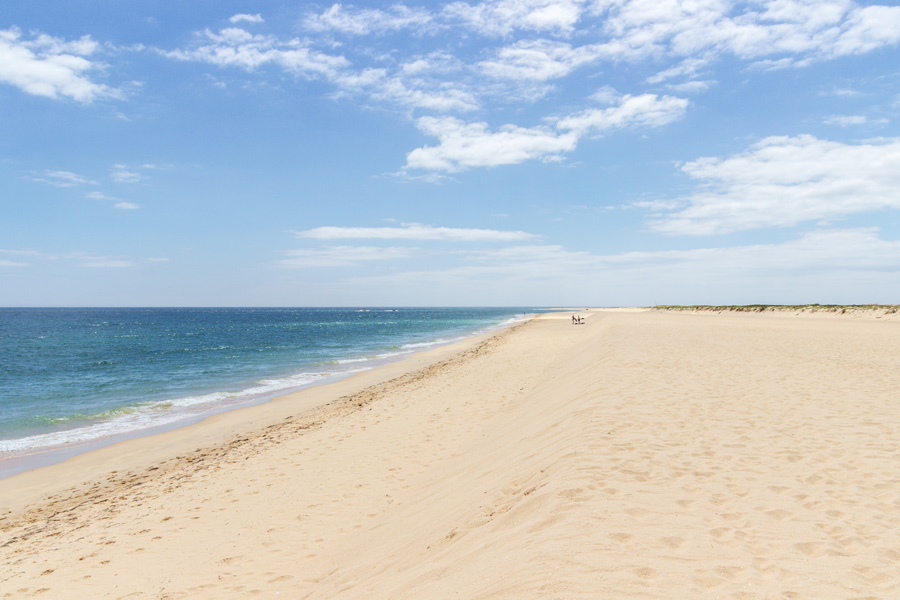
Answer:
xmin=3 ymin=308 xmax=899 ymax=598
xmin=0 ymin=313 xmax=528 ymax=480
xmin=0 ymin=317 xmax=529 ymax=510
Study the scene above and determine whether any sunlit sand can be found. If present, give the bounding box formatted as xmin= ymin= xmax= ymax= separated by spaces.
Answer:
xmin=2 ymin=309 xmax=899 ymax=598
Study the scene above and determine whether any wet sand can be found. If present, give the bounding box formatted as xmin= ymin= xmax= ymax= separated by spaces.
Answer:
xmin=2 ymin=309 xmax=899 ymax=598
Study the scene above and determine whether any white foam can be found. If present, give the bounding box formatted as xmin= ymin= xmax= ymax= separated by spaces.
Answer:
xmin=335 ymin=357 xmax=370 ymax=364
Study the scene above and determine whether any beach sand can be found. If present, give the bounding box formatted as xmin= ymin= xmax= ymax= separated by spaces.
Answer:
xmin=2 ymin=309 xmax=899 ymax=598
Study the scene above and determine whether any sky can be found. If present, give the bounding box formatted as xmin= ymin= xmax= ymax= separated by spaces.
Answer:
xmin=2 ymin=0 xmax=900 ymax=307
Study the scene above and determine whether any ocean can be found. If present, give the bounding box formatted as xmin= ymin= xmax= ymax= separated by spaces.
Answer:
xmin=0 ymin=307 xmax=532 ymax=467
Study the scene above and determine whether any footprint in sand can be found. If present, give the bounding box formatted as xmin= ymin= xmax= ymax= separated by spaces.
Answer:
xmin=661 ymin=536 xmax=685 ymax=550
xmin=765 ymin=508 xmax=793 ymax=521
xmin=714 ymin=565 xmax=747 ymax=582
xmin=854 ymin=564 xmax=893 ymax=585
xmin=794 ymin=542 xmax=827 ymax=558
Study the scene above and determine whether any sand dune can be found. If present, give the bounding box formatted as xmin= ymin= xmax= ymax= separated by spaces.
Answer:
xmin=2 ymin=310 xmax=899 ymax=598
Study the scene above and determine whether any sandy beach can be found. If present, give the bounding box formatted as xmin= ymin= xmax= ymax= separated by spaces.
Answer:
xmin=2 ymin=309 xmax=899 ymax=599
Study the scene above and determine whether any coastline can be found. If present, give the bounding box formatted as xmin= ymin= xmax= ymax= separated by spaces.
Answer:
xmin=3 ymin=309 xmax=899 ymax=598
xmin=0 ymin=319 xmax=522 ymax=509
xmin=0 ymin=310 xmax=527 ymax=480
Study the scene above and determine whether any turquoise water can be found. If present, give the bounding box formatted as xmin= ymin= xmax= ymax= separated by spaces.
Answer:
xmin=0 ymin=307 xmax=531 ymax=456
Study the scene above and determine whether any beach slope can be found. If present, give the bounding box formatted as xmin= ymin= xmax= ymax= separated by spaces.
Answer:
xmin=2 ymin=309 xmax=899 ymax=598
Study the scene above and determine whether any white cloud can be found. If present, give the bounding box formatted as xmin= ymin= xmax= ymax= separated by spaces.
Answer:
xmin=664 ymin=80 xmax=713 ymax=94
xmin=164 ymin=26 xmax=479 ymax=113
xmin=823 ymin=114 xmax=866 ymax=126
xmin=304 ymin=0 xmax=591 ymax=37
xmin=86 ymin=187 xmax=138 ymax=209
xmin=405 ymin=116 xmax=579 ymax=172
xmin=648 ymin=135 xmax=900 ymax=235
xmin=111 ymin=165 xmax=142 ymax=183
xmin=0 ymin=250 xmax=39 ymax=267
xmin=405 ymin=93 xmax=686 ymax=172
xmin=160 ymin=1 xmax=900 ymax=144
xmin=645 ymin=56 xmax=711 ymax=84
xmin=32 ymin=170 xmax=97 ymax=187
xmin=831 ymin=4 xmax=900 ymax=57
xmin=278 ymin=246 xmax=418 ymax=268
xmin=295 ymin=223 xmax=538 ymax=241
xmin=0 ymin=27 xmax=118 ymax=103
xmin=342 ymin=71 xmax=479 ymax=112
xmin=824 ymin=87 xmax=863 ymax=97
xmin=478 ymin=39 xmax=596 ymax=81
xmin=313 ymin=228 xmax=900 ymax=305
xmin=79 ymin=258 xmax=135 ymax=268
xmin=299 ymin=0 xmax=900 ymax=60
xmin=304 ymin=4 xmax=433 ymax=35
xmin=230 ymin=14 xmax=264 ymax=24
xmin=0 ymin=249 xmax=144 ymax=268
xmin=0 ymin=259 xmax=28 ymax=267
xmin=164 ymin=27 xmax=349 ymax=78
xmin=822 ymin=114 xmax=886 ymax=127
xmin=588 ymin=0 xmax=900 ymax=67
xmin=557 ymin=93 xmax=688 ymax=135
xmin=443 ymin=0 xmax=588 ymax=36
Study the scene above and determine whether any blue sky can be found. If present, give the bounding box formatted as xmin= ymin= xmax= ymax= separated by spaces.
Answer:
xmin=2 ymin=0 xmax=899 ymax=306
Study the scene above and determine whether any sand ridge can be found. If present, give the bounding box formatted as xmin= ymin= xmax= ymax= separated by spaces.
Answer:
xmin=2 ymin=310 xmax=900 ymax=598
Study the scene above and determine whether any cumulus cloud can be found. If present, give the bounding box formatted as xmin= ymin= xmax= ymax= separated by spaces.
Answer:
xmin=296 ymin=223 xmax=538 ymax=241
xmin=405 ymin=93 xmax=686 ymax=172
xmin=278 ymin=245 xmax=418 ymax=268
xmin=648 ymin=135 xmax=900 ymax=235
xmin=0 ymin=27 xmax=118 ymax=102
xmin=405 ymin=117 xmax=578 ymax=172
